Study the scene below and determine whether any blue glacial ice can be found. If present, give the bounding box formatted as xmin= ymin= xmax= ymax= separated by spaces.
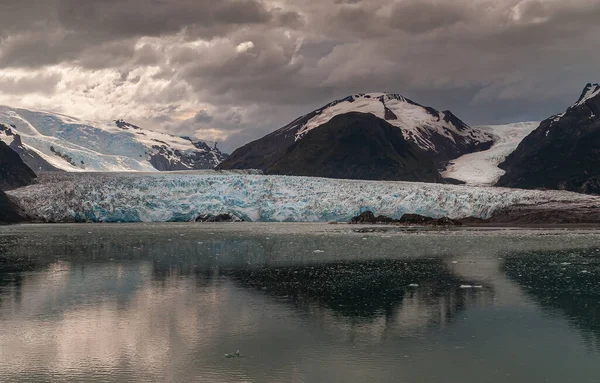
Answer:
xmin=8 ymin=172 xmax=599 ymax=223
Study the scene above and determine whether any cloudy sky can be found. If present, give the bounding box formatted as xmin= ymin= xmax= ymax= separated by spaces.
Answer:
xmin=0 ymin=0 xmax=599 ymax=152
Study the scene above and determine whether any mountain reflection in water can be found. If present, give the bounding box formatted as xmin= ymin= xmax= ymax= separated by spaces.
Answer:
xmin=504 ymin=248 xmax=600 ymax=350
xmin=0 ymin=223 xmax=599 ymax=383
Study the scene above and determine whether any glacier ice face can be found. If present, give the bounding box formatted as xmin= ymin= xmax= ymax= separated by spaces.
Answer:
xmin=8 ymin=173 xmax=600 ymax=223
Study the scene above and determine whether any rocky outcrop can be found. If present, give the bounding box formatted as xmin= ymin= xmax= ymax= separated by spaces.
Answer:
xmin=0 ymin=191 xmax=31 ymax=223
xmin=349 ymin=211 xmax=461 ymax=226
xmin=1 ymin=123 xmax=63 ymax=172
xmin=0 ymin=141 xmax=36 ymax=191
xmin=497 ymin=83 xmax=600 ymax=195
xmin=257 ymin=113 xmax=444 ymax=182
xmin=195 ymin=213 xmax=242 ymax=223
xmin=0 ymin=141 xmax=37 ymax=223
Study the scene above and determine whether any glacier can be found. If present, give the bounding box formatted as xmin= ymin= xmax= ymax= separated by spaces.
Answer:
xmin=7 ymin=172 xmax=600 ymax=223
xmin=442 ymin=122 xmax=540 ymax=186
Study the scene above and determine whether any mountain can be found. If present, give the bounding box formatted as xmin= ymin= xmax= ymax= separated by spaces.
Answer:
xmin=0 ymin=141 xmax=37 ymax=223
xmin=267 ymin=112 xmax=443 ymax=182
xmin=218 ymin=93 xmax=495 ymax=177
xmin=0 ymin=106 xmax=226 ymax=173
xmin=497 ymin=83 xmax=600 ymax=194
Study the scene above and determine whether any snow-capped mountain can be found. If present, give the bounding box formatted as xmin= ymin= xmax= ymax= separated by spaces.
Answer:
xmin=265 ymin=112 xmax=444 ymax=182
xmin=497 ymin=83 xmax=600 ymax=194
xmin=218 ymin=93 xmax=495 ymax=176
xmin=0 ymin=106 xmax=227 ymax=173
xmin=442 ymin=122 xmax=540 ymax=186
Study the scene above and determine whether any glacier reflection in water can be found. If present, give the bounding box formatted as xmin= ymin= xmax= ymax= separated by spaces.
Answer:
xmin=0 ymin=223 xmax=599 ymax=382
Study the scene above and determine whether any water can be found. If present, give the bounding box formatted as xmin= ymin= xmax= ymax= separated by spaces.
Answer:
xmin=1 ymin=223 xmax=599 ymax=382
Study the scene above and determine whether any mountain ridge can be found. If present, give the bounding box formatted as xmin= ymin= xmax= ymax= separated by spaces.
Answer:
xmin=0 ymin=106 xmax=226 ymax=173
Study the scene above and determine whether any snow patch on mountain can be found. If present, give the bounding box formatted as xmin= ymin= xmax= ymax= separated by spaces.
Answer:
xmin=8 ymin=172 xmax=598 ymax=223
xmin=575 ymin=83 xmax=600 ymax=106
xmin=443 ymin=122 xmax=540 ymax=185
xmin=0 ymin=106 xmax=226 ymax=172
xmin=288 ymin=93 xmax=493 ymax=154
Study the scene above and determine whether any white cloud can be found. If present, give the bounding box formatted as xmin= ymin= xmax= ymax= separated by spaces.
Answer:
xmin=236 ymin=41 xmax=255 ymax=53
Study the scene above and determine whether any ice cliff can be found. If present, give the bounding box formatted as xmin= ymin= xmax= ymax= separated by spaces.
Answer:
xmin=7 ymin=173 xmax=600 ymax=223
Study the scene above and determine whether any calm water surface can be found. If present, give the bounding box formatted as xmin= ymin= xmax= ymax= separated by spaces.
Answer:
xmin=0 ymin=223 xmax=599 ymax=382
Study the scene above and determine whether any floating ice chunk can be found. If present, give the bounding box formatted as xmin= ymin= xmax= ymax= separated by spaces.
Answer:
xmin=224 ymin=349 xmax=243 ymax=359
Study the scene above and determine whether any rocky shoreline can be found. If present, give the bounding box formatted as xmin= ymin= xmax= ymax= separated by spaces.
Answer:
xmin=349 ymin=211 xmax=462 ymax=226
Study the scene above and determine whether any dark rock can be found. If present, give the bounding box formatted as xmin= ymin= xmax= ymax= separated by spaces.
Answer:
xmin=1 ymin=124 xmax=61 ymax=172
xmin=350 ymin=211 xmax=378 ymax=224
xmin=399 ymin=214 xmax=435 ymax=224
xmin=399 ymin=214 xmax=461 ymax=226
xmin=0 ymin=142 xmax=41 ymax=223
xmin=195 ymin=213 xmax=241 ymax=223
xmin=0 ymin=141 xmax=37 ymax=190
xmin=497 ymin=83 xmax=600 ymax=195
xmin=0 ymin=191 xmax=28 ymax=223
xmin=349 ymin=211 xmax=461 ymax=226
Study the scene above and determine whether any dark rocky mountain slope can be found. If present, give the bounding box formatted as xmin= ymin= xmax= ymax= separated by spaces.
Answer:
xmin=497 ymin=83 xmax=600 ymax=194
xmin=261 ymin=112 xmax=443 ymax=182
xmin=0 ymin=141 xmax=37 ymax=222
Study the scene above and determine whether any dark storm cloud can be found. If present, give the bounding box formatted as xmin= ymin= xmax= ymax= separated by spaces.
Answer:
xmin=0 ymin=0 xmax=300 ymax=68
xmin=0 ymin=0 xmax=599 ymax=152
xmin=0 ymin=0 xmax=277 ymax=39
xmin=388 ymin=1 xmax=468 ymax=34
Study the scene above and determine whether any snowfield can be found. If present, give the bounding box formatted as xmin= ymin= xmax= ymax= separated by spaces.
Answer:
xmin=442 ymin=122 xmax=540 ymax=185
xmin=0 ymin=106 xmax=225 ymax=172
xmin=8 ymin=173 xmax=600 ymax=223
